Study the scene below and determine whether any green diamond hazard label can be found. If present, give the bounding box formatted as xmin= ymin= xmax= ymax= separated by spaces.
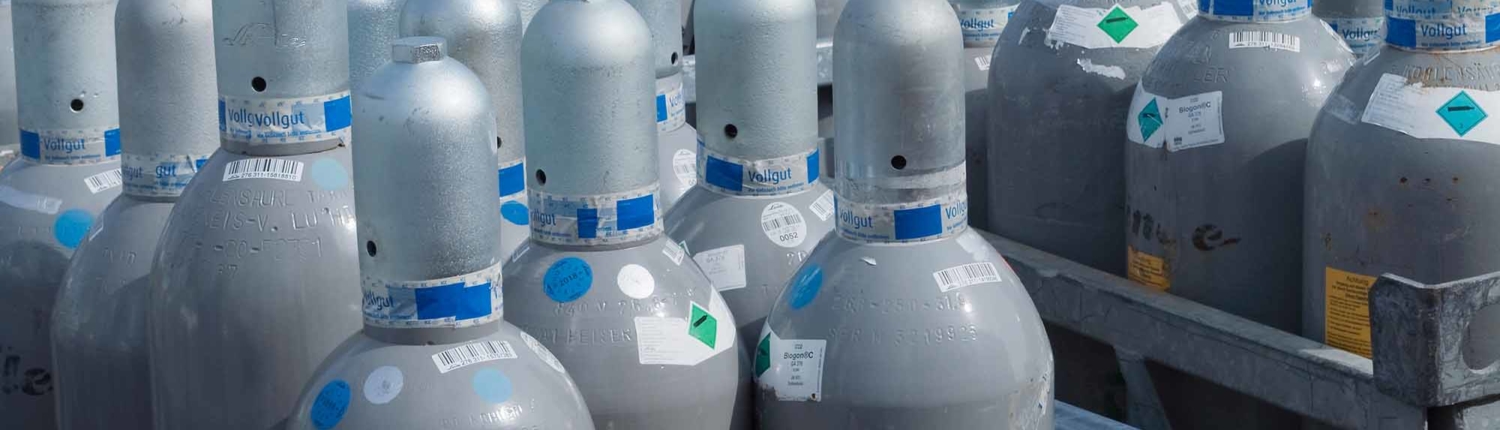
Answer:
xmin=755 ymin=334 xmax=772 ymax=377
xmin=688 ymin=302 xmax=717 ymax=349
xmin=1438 ymin=91 xmax=1487 ymax=137
xmin=1139 ymin=98 xmax=1163 ymax=140
xmin=1097 ymin=6 xmax=1138 ymax=43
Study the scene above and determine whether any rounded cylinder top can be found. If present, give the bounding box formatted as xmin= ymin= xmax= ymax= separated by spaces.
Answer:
xmin=115 ymin=0 xmax=219 ymax=198
xmin=354 ymin=36 xmax=500 ymax=291
xmin=213 ymin=0 xmax=352 ymax=156
xmin=834 ymin=0 xmax=965 ymax=184
xmin=400 ymin=0 xmax=526 ymax=163
xmin=13 ymin=0 xmax=120 ymax=166
xmin=624 ymin=0 xmax=683 ymax=77
xmin=696 ymin=0 xmax=818 ymax=162
xmin=1383 ymin=0 xmax=1500 ymax=51
xmin=522 ymin=0 xmax=658 ymax=197
xmin=1198 ymin=0 xmax=1311 ymax=21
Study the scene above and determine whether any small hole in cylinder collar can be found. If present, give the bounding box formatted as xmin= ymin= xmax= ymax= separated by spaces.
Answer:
xmin=891 ymin=156 xmax=907 ymax=170
xmin=535 ymin=169 xmax=547 ymax=185
xmin=366 ymin=241 xmax=378 ymax=257
xmin=69 ymin=99 xmax=84 ymax=112
xmin=724 ymin=124 xmax=738 ymax=139
xmin=251 ymin=77 xmax=268 ymax=92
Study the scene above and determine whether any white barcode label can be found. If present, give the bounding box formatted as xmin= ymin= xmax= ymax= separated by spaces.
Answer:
xmin=1228 ymin=31 xmax=1300 ymax=52
xmin=672 ymin=149 xmax=698 ymax=187
xmin=84 ymin=169 xmax=122 ymax=194
xmin=662 ymin=240 xmax=686 ymax=266
xmin=933 ymin=262 xmax=1003 ymax=293
xmin=761 ymin=202 xmax=808 ymax=248
xmin=809 ymin=190 xmax=835 ymax=221
xmin=431 ymin=340 xmax=517 ymax=374
xmin=223 ymin=158 xmax=304 ymax=182
xmin=975 ymin=55 xmax=992 ymax=72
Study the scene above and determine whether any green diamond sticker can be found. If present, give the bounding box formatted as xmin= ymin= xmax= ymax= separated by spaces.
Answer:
xmin=1138 ymin=98 xmax=1163 ymax=140
xmin=688 ymin=302 xmax=717 ymax=349
xmin=755 ymin=334 xmax=772 ymax=377
xmin=1097 ymin=6 xmax=1139 ymax=44
xmin=1438 ymin=91 xmax=1487 ymax=137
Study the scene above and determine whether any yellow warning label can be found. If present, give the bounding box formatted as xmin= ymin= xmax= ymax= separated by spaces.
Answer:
xmin=1325 ymin=266 xmax=1376 ymax=358
xmin=1127 ymin=246 xmax=1170 ymax=292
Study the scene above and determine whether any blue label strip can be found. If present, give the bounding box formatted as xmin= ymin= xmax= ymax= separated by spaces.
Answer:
xmin=498 ymin=159 xmax=526 ymax=198
xmin=219 ymin=92 xmax=352 ymax=145
xmin=121 ymin=153 xmax=213 ymax=198
xmin=1385 ymin=13 xmax=1500 ymax=50
xmin=1199 ymin=0 xmax=1311 ymax=21
xmin=530 ymin=186 xmax=663 ymax=246
xmin=19 ymin=128 xmax=121 ymax=165
xmin=698 ymin=138 xmax=820 ymax=196
xmin=835 ymin=192 xmax=970 ymax=243
xmin=361 ymin=261 xmax=503 ymax=328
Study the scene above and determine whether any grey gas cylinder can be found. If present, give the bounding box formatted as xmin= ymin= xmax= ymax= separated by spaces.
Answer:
xmin=283 ymin=37 xmax=593 ymax=430
xmin=0 ymin=2 xmax=16 ymax=157
xmin=987 ymin=0 xmax=1193 ymax=276
xmin=349 ymin=0 xmax=407 ymax=92
xmin=0 ymin=0 xmax=122 ymax=427
xmin=49 ymin=0 xmax=217 ymax=428
xmin=503 ymin=1 xmax=746 ymax=428
xmin=957 ymin=0 xmax=1018 ymax=230
xmin=146 ymin=0 xmax=363 ymax=427
xmin=399 ymin=0 xmax=530 ymax=261
xmin=1315 ymin=0 xmax=1383 ymax=56
xmin=1304 ymin=1 xmax=1500 ymax=362
xmin=666 ymin=0 xmax=834 ymax=348
xmin=814 ymin=0 xmax=845 ymax=174
xmin=756 ymin=0 xmax=1054 ymax=427
xmin=625 ymin=0 xmax=698 ymax=210
xmin=518 ymin=0 xmax=546 ymax=31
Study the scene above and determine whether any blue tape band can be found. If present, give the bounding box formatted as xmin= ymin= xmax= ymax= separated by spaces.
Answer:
xmin=1385 ymin=13 xmax=1500 ymax=50
xmin=697 ymin=136 xmax=821 ymax=196
xmin=219 ymin=92 xmax=353 ymax=145
xmin=530 ymin=186 xmax=663 ymax=246
xmin=1199 ymin=0 xmax=1311 ymax=21
xmin=361 ymin=261 xmax=503 ymax=328
xmin=498 ymin=160 xmax=526 ymax=197
xmin=19 ymin=127 xmax=122 ymax=165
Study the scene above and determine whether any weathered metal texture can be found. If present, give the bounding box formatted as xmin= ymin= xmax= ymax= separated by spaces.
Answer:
xmin=518 ymin=0 xmax=546 ymax=32
xmin=0 ymin=3 xmax=16 ymax=154
xmin=666 ymin=0 xmax=832 ymax=347
xmin=349 ymin=0 xmax=406 ymax=92
xmin=147 ymin=0 xmax=361 ymax=427
xmin=50 ymin=0 xmax=217 ymax=427
xmin=988 ymin=0 xmax=1191 ymax=277
xmin=399 ymin=0 xmax=529 ymax=259
xmin=0 ymin=0 xmax=121 ymax=427
xmin=984 ymin=230 xmax=1426 ymax=429
xmin=1371 ymin=273 xmax=1500 ymax=408
xmin=1313 ymin=0 xmax=1383 ymax=56
xmin=508 ymin=1 xmax=747 ymax=428
xmin=1125 ymin=13 xmax=1353 ymax=333
xmin=282 ymin=37 xmax=594 ymax=430
xmin=956 ymin=0 xmax=1015 ymax=230
xmin=622 ymin=0 xmax=695 ymax=210
xmin=814 ymin=0 xmax=843 ymax=164
xmin=757 ymin=0 xmax=1053 ymax=427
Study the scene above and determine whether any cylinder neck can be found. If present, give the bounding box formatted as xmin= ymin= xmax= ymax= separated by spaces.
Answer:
xmin=1383 ymin=0 xmax=1500 ymax=53
xmin=19 ymin=128 xmax=120 ymax=166
xmin=528 ymin=185 xmax=664 ymax=248
xmin=217 ymin=91 xmax=353 ymax=157
xmin=656 ymin=74 xmax=687 ymax=133
xmin=1197 ymin=0 xmax=1311 ymax=22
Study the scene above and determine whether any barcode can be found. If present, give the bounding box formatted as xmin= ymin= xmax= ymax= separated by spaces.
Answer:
xmin=809 ymin=190 xmax=835 ymax=221
xmin=1228 ymin=31 xmax=1300 ymax=52
xmin=223 ymin=158 xmax=304 ymax=182
xmin=85 ymin=169 xmax=122 ymax=194
xmin=762 ymin=213 xmax=804 ymax=231
xmin=933 ymin=262 xmax=1003 ymax=293
xmin=431 ymin=340 xmax=517 ymax=373
xmin=975 ymin=55 xmax=992 ymax=72
xmin=673 ymin=159 xmax=696 ymax=177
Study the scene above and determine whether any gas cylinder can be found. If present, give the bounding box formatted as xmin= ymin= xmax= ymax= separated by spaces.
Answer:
xmin=0 ymin=0 xmax=121 ymax=427
xmin=147 ymin=0 xmax=362 ymax=427
xmin=0 ymin=1 xmax=16 ymax=164
xmin=349 ymin=0 xmax=407 ymax=92
xmin=1315 ymin=0 xmax=1383 ymax=56
xmin=400 ymin=0 xmax=529 ymax=260
xmin=283 ymin=37 xmax=594 ymax=430
xmin=956 ymin=0 xmax=1018 ymax=230
xmin=48 ymin=0 xmax=215 ymax=428
xmin=666 ymin=0 xmax=833 ymax=347
xmin=815 ymin=0 xmax=845 ymax=178
xmin=1125 ymin=0 xmax=1351 ymax=332
xmin=756 ymin=0 xmax=1053 ymax=427
xmin=503 ymin=1 xmax=745 ymax=428
xmin=518 ymin=0 xmax=546 ymax=31
xmin=987 ymin=0 xmax=1192 ymax=275
xmin=1305 ymin=1 xmax=1500 ymax=362
xmin=625 ymin=0 xmax=697 ymax=210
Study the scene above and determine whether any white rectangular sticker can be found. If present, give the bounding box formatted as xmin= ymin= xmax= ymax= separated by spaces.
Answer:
xmin=693 ymin=244 xmax=747 ymax=291
xmin=662 ymin=240 xmax=686 ymax=266
xmin=223 ymin=158 xmax=304 ymax=182
xmin=1126 ymin=84 xmax=1227 ymax=151
xmin=934 ymin=262 xmax=1004 ymax=293
xmin=84 ymin=169 xmax=122 ymax=194
xmin=1046 ymin=3 xmax=1182 ymax=50
xmin=1361 ymin=73 xmax=1500 ymax=145
xmin=1228 ymin=31 xmax=1301 ymax=52
xmin=635 ymin=298 xmax=737 ymax=366
xmin=809 ymin=189 xmax=835 ymax=221
xmin=431 ymin=340 xmax=517 ymax=374
xmin=760 ymin=330 xmax=827 ymax=402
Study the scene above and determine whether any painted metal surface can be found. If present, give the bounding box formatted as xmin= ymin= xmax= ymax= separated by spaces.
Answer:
xmin=626 ymin=0 xmax=697 ymax=211
xmin=349 ymin=0 xmax=406 ymax=92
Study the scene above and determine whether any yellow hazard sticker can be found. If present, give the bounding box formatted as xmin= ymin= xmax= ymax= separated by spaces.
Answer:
xmin=1127 ymin=246 xmax=1170 ymax=292
xmin=1325 ymin=266 xmax=1376 ymax=358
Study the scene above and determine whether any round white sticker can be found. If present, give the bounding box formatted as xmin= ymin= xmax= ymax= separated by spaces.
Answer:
xmin=761 ymin=202 xmax=808 ymax=248
xmin=363 ymin=365 xmax=404 ymax=405
xmin=672 ymin=149 xmax=697 ymax=187
xmin=617 ymin=264 xmax=656 ymax=299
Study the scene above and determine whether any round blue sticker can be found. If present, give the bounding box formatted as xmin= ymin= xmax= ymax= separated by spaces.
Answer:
xmin=788 ymin=264 xmax=823 ymax=310
xmin=310 ymin=379 xmax=351 ymax=429
xmin=501 ymin=200 xmax=529 ymax=226
xmin=310 ymin=158 xmax=349 ymax=191
xmin=472 ymin=367 xmax=514 ymax=404
xmin=543 ymin=257 xmax=593 ymax=303
xmin=53 ymin=209 xmax=94 ymax=250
